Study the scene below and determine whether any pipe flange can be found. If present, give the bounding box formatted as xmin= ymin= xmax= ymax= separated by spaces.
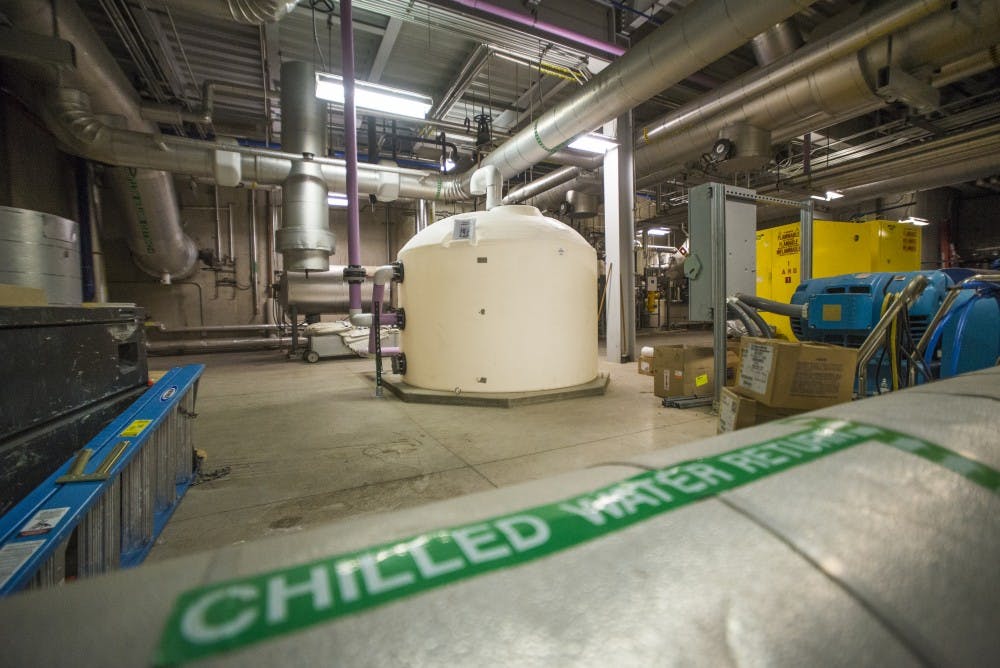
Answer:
xmin=391 ymin=352 xmax=407 ymax=375
xmin=392 ymin=261 xmax=404 ymax=283
xmin=343 ymin=265 xmax=367 ymax=284
xmin=395 ymin=307 xmax=406 ymax=330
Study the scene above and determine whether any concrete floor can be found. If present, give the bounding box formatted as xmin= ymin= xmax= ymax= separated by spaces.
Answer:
xmin=147 ymin=330 xmax=717 ymax=562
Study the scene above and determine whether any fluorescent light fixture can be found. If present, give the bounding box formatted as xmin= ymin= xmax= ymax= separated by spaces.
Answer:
xmin=316 ymin=73 xmax=433 ymax=119
xmin=568 ymin=132 xmax=617 ymax=154
xmin=901 ymin=216 xmax=930 ymax=226
xmin=441 ymin=158 xmax=456 ymax=172
xmin=327 ymin=193 xmax=349 ymax=207
xmin=810 ymin=190 xmax=844 ymax=201
xmin=646 ymin=228 xmax=670 ymax=236
xmin=648 ymin=244 xmax=677 ymax=251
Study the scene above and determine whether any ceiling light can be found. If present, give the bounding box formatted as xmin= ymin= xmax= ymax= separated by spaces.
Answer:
xmin=646 ymin=228 xmax=670 ymax=236
xmin=316 ymin=73 xmax=433 ymax=119
xmin=441 ymin=158 xmax=456 ymax=172
xmin=568 ymin=132 xmax=617 ymax=154
xmin=327 ymin=193 xmax=349 ymax=207
xmin=810 ymin=190 xmax=844 ymax=201
xmin=647 ymin=244 xmax=677 ymax=251
xmin=900 ymin=216 xmax=930 ymax=226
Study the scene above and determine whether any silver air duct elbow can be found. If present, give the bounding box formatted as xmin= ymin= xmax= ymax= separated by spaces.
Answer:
xmin=278 ymin=61 xmax=333 ymax=272
xmin=164 ymin=0 xmax=297 ymax=24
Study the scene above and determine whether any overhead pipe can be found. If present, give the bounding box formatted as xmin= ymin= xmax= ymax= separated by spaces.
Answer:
xmin=3 ymin=0 xmax=198 ymax=283
xmin=503 ymin=165 xmax=585 ymax=205
xmin=341 ymin=0 xmax=365 ymax=314
xmin=457 ymin=0 xmax=818 ymax=200
xmin=162 ymin=0 xmax=297 ymax=24
xmin=635 ymin=0 xmax=1000 ymax=182
xmin=469 ymin=165 xmax=502 ymax=210
xmin=750 ymin=19 xmax=803 ymax=66
xmin=441 ymin=0 xmax=626 ymax=59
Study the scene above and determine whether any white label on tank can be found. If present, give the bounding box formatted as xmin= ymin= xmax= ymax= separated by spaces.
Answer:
xmin=0 ymin=540 xmax=45 ymax=590
xmin=739 ymin=343 xmax=774 ymax=396
xmin=452 ymin=218 xmax=476 ymax=241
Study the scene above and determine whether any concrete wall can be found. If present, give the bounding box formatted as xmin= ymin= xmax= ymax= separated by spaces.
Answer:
xmin=0 ymin=96 xmax=80 ymax=221
xmin=102 ymin=178 xmax=418 ymax=327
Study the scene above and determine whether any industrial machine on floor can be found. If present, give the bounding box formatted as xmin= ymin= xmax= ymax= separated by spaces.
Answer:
xmin=741 ymin=269 xmax=1000 ymax=395
xmin=0 ymin=365 xmax=203 ymax=595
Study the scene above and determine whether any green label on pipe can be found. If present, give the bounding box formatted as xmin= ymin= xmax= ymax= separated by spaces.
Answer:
xmin=155 ymin=417 xmax=998 ymax=665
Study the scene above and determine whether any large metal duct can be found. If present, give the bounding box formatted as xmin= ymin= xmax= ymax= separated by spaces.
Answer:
xmin=1 ymin=369 xmax=998 ymax=665
xmin=750 ymin=19 xmax=803 ymax=66
xmin=0 ymin=0 xmax=198 ymax=283
xmin=277 ymin=62 xmax=333 ymax=272
xmin=163 ymin=0 xmax=297 ymax=24
xmin=503 ymin=165 xmax=585 ymax=205
xmin=525 ymin=173 xmax=602 ymax=213
xmin=635 ymin=0 xmax=1000 ymax=183
xmin=435 ymin=0 xmax=818 ymax=199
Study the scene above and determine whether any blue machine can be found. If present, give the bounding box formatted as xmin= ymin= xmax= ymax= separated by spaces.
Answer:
xmin=789 ymin=269 xmax=1000 ymax=393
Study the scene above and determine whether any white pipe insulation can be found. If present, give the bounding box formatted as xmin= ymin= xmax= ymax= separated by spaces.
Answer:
xmin=1 ymin=368 xmax=998 ymax=665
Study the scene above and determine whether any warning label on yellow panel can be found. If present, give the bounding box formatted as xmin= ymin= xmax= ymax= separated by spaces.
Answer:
xmin=776 ymin=229 xmax=800 ymax=256
xmin=695 ymin=373 xmax=709 ymax=387
xmin=120 ymin=419 xmax=152 ymax=437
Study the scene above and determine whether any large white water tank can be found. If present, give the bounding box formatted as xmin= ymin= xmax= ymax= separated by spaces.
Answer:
xmin=398 ymin=204 xmax=597 ymax=393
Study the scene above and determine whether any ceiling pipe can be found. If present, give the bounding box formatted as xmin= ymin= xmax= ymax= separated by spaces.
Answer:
xmin=634 ymin=0 xmax=1000 ymax=185
xmin=503 ymin=165 xmax=584 ymax=204
xmin=162 ymin=0 xmax=298 ymax=24
xmin=434 ymin=0 xmax=626 ymax=59
xmin=2 ymin=0 xmax=198 ymax=283
xmin=750 ymin=19 xmax=803 ymax=66
xmin=446 ymin=0 xmax=818 ymax=201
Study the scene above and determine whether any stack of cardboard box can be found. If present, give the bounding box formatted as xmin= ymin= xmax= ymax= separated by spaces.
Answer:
xmin=719 ymin=337 xmax=858 ymax=432
xmin=643 ymin=343 xmax=740 ymax=399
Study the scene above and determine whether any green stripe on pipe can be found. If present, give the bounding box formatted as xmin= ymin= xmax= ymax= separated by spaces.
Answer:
xmin=155 ymin=418 xmax=998 ymax=665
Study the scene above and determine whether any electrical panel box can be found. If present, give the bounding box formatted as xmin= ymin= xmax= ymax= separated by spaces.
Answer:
xmin=757 ymin=219 xmax=921 ymax=339
xmin=687 ymin=184 xmax=757 ymax=322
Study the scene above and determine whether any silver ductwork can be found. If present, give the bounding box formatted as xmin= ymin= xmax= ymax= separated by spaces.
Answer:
xmin=503 ymin=165 xmax=585 ymax=205
xmin=2 ymin=0 xmax=198 ymax=282
xmin=163 ymin=0 xmax=297 ymax=24
xmin=278 ymin=61 xmax=333 ymax=272
xmin=750 ymin=19 xmax=803 ymax=66
xmin=445 ymin=0 xmax=818 ymax=198
xmin=635 ymin=0 xmax=1000 ymax=184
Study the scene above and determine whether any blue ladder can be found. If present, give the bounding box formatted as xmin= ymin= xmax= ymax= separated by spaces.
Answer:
xmin=0 ymin=364 xmax=204 ymax=595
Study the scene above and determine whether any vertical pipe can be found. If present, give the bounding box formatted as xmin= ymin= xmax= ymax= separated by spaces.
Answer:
xmin=710 ymin=183 xmax=727 ymax=408
xmin=75 ymin=158 xmax=96 ymax=302
xmin=249 ymin=189 xmax=260 ymax=316
xmin=265 ymin=190 xmax=276 ymax=321
xmin=227 ymin=203 xmax=235 ymax=261
xmin=213 ymin=186 xmax=223 ymax=261
xmin=88 ymin=167 xmax=109 ymax=302
xmin=800 ymin=199 xmax=814 ymax=280
xmin=340 ymin=0 xmax=363 ymax=313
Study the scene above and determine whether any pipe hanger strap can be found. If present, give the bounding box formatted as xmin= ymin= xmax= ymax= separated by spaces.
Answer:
xmin=156 ymin=417 xmax=997 ymax=665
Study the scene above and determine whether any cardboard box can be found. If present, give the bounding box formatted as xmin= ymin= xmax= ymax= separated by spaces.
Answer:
xmin=650 ymin=343 xmax=741 ymax=398
xmin=736 ymin=337 xmax=857 ymax=410
xmin=718 ymin=387 xmax=803 ymax=433
xmin=637 ymin=354 xmax=654 ymax=376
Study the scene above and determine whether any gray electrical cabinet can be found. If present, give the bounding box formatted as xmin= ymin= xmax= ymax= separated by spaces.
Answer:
xmin=685 ymin=183 xmax=757 ymax=322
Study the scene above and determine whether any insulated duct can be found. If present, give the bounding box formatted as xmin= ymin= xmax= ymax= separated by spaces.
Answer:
xmin=163 ymin=0 xmax=298 ymax=24
xmin=635 ymin=0 xmax=1000 ymax=184
xmin=750 ymin=19 xmax=803 ymax=66
xmin=1 ymin=0 xmax=198 ymax=282
xmin=439 ymin=0 xmax=818 ymax=199
xmin=278 ymin=61 xmax=333 ymax=272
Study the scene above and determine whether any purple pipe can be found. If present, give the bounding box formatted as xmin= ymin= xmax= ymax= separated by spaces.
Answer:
xmin=449 ymin=0 xmax=625 ymax=58
xmin=341 ymin=0 xmax=363 ymax=312
xmin=367 ymin=282 xmax=401 ymax=355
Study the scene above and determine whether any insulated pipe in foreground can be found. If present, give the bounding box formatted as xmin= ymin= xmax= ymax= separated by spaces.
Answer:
xmin=734 ymin=292 xmax=807 ymax=319
xmin=469 ymin=166 xmax=502 ymax=210
xmin=2 ymin=368 xmax=998 ymax=665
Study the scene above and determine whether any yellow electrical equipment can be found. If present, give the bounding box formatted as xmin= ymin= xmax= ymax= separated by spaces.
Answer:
xmin=756 ymin=219 xmax=921 ymax=339
xmin=646 ymin=291 xmax=659 ymax=313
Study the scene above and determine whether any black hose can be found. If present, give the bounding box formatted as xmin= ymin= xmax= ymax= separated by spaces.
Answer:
xmin=734 ymin=299 xmax=774 ymax=338
xmin=726 ymin=302 xmax=761 ymax=337
xmin=735 ymin=292 xmax=806 ymax=319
